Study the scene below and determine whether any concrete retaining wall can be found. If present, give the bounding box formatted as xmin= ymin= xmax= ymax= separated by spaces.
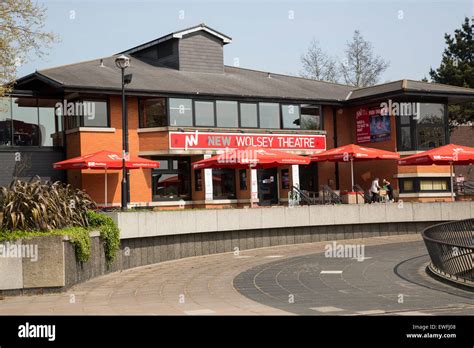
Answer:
xmin=1 ymin=202 xmax=472 ymax=294
xmin=107 ymin=202 xmax=473 ymax=239
xmin=0 ymin=221 xmax=437 ymax=295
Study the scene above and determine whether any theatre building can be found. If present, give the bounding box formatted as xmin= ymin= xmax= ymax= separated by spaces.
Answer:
xmin=3 ymin=24 xmax=474 ymax=207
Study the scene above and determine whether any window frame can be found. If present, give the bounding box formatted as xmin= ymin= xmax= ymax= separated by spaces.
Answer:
xmin=238 ymin=102 xmax=260 ymax=129
xmin=398 ymin=177 xmax=451 ymax=193
xmin=138 ymin=97 xmax=168 ymax=128
xmin=193 ymin=99 xmax=216 ymax=127
xmin=258 ymin=102 xmax=281 ymax=130
xmin=151 ymin=156 xmax=192 ymax=201
xmin=281 ymin=104 xmax=301 ymax=129
xmin=212 ymin=168 xmax=237 ymax=200
xmin=168 ymin=97 xmax=194 ymax=127
xmin=396 ymin=103 xmax=449 ymax=151
xmin=215 ymin=100 xmax=239 ymax=128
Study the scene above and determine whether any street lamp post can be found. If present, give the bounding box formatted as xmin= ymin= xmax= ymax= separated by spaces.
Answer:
xmin=115 ymin=55 xmax=131 ymax=210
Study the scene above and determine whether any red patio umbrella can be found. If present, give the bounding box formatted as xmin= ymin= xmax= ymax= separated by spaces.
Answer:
xmin=54 ymin=150 xmax=159 ymax=207
xmin=311 ymin=144 xmax=400 ymax=190
xmin=398 ymin=144 xmax=474 ymax=201
xmin=192 ymin=146 xmax=310 ymax=170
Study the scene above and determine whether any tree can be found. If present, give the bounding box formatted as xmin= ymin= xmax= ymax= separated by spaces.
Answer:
xmin=0 ymin=0 xmax=57 ymax=97
xmin=300 ymin=39 xmax=339 ymax=83
xmin=340 ymin=30 xmax=389 ymax=87
xmin=429 ymin=17 xmax=474 ymax=127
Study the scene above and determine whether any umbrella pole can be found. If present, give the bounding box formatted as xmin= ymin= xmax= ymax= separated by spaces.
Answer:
xmin=450 ymin=162 xmax=454 ymax=202
xmin=105 ymin=168 xmax=108 ymax=208
xmin=350 ymin=157 xmax=354 ymax=192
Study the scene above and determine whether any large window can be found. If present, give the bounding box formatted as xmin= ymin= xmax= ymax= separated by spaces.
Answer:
xmin=195 ymin=101 xmax=215 ymax=127
xmin=12 ymin=98 xmax=39 ymax=146
xmin=399 ymin=177 xmax=450 ymax=193
xmin=169 ymin=98 xmax=193 ymax=126
xmin=300 ymin=105 xmax=323 ymax=130
xmin=417 ymin=103 xmax=446 ymax=149
xmin=0 ymin=97 xmax=62 ymax=147
xmin=397 ymin=103 xmax=447 ymax=151
xmin=282 ymin=104 xmax=300 ymax=129
xmin=259 ymin=103 xmax=280 ymax=129
xmin=139 ymin=98 xmax=167 ymax=128
xmin=240 ymin=103 xmax=258 ymax=128
xmin=38 ymin=99 xmax=59 ymax=146
xmin=62 ymin=99 xmax=108 ymax=129
xmin=82 ymin=100 xmax=108 ymax=127
xmin=216 ymin=100 xmax=238 ymax=128
xmin=213 ymin=168 xmax=236 ymax=199
xmin=151 ymin=157 xmax=191 ymax=201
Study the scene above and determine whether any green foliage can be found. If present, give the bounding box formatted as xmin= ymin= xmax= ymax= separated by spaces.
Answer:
xmin=0 ymin=178 xmax=96 ymax=232
xmin=0 ymin=227 xmax=91 ymax=263
xmin=1 ymin=0 xmax=58 ymax=97
xmin=87 ymin=210 xmax=120 ymax=265
xmin=429 ymin=17 xmax=474 ymax=128
xmin=62 ymin=227 xmax=91 ymax=263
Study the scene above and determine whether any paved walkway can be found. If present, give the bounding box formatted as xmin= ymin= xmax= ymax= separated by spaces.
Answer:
xmin=0 ymin=234 xmax=471 ymax=315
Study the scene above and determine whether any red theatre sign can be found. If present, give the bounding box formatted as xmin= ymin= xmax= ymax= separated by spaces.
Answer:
xmin=169 ymin=131 xmax=326 ymax=151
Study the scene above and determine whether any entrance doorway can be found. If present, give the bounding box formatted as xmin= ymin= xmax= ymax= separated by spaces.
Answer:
xmin=257 ymin=168 xmax=278 ymax=206
xmin=299 ymin=162 xmax=318 ymax=192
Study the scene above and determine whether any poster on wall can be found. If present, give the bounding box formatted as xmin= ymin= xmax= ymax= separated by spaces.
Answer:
xmin=369 ymin=108 xmax=391 ymax=142
xmin=356 ymin=107 xmax=391 ymax=143
xmin=356 ymin=108 xmax=370 ymax=143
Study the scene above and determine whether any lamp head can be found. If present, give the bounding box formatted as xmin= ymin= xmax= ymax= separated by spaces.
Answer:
xmin=115 ymin=55 xmax=130 ymax=69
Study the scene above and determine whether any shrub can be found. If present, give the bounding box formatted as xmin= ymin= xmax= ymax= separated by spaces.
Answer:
xmin=87 ymin=210 xmax=120 ymax=265
xmin=0 ymin=178 xmax=96 ymax=231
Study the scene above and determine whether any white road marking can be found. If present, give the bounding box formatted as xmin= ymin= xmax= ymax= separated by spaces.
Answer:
xmin=353 ymin=257 xmax=372 ymax=261
xmin=357 ymin=309 xmax=386 ymax=315
xmin=234 ymin=255 xmax=252 ymax=259
xmin=184 ymin=309 xmax=216 ymax=315
xmin=396 ymin=311 xmax=433 ymax=316
xmin=320 ymin=270 xmax=343 ymax=274
xmin=264 ymin=255 xmax=284 ymax=258
xmin=310 ymin=306 xmax=344 ymax=313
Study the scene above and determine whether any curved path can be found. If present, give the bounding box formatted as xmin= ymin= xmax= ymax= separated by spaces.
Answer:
xmin=0 ymin=234 xmax=472 ymax=315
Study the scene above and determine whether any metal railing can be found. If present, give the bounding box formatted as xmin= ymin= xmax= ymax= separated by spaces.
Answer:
xmin=320 ymin=185 xmax=342 ymax=205
xmin=289 ymin=185 xmax=342 ymax=205
xmin=421 ymin=219 xmax=474 ymax=286
xmin=290 ymin=186 xmax=318 ymax=205
xmin=352 ymin=184 xmax=371 ymax=203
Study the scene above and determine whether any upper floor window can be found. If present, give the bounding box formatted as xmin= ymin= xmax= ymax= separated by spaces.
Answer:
xmin=169 ymin=98 xmax=193 ymax=126
xmin=281 ymin=104 xmax=300 ymax=129
xmin=216 ymin=100 xmax=238 ymax=128
xmin=0 ymin=97 xmax=62 ymax=147
xmin=195 ymin=100 xmax=215 ymax=127
xmin=62 ymin=99 xmax=109 ymax=129
xmin=397 ymin=103 xmax=447 ymax=151
xmin=240 ymin=103 xmax=258 ymax=128
xmin=259 ymin=102 xmax=280 ymax=129
xmin=82 ymin=100 xmax=108 ymax=127
xmin=300 ymin=105 xmax=323 ymax=130
xmin=139 ymin=98 xmax=167 ymax=128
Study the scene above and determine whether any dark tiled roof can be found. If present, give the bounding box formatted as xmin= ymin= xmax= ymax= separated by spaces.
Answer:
xmin=348 ymin=79 xmax=474 ymax=101
xmin=36 ymin=55 xmax=354 ymax=102
xmin=18 ymin=57 xmax=474 ymax=103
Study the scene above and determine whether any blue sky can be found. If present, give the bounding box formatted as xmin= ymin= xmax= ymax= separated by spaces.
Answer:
xmin=17 ymin=0 xmax=474 ymax=84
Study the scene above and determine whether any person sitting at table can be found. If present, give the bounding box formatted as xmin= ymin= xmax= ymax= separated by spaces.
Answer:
xmin=383 ymin=178 xmax=394 ymax=202
xmin=370 ymin=177 xmax=380 ymax=203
